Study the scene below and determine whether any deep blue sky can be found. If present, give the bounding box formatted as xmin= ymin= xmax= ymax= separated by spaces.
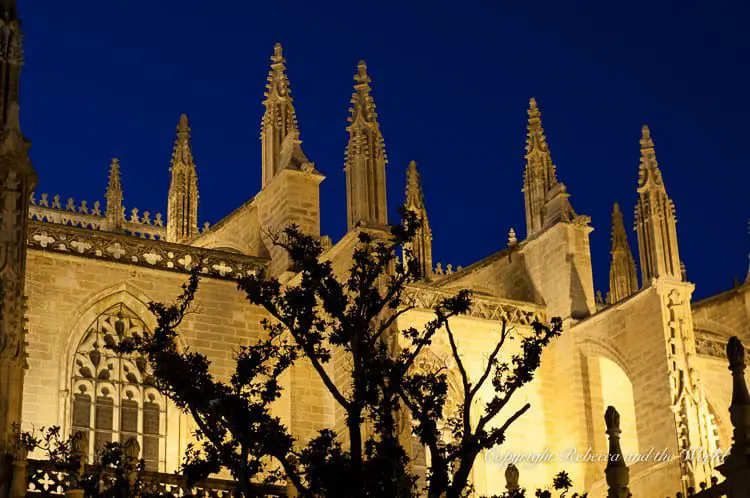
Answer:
xmin=18 ymin=1 xmax=749 ymax=300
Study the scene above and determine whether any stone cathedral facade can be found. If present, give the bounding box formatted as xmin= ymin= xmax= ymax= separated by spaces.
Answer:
xmin=0 ymin=4 xmax=748 ymax=497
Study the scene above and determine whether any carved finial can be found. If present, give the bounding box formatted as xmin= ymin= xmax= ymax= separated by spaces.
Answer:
xmin=142 ymin=211 xmax=151 ymax=225
xmin=273 ymin=42 xmax=283 ymax=61
xmin=65 ymin=197 xmax=75 ymax=212
xmin=640 ymin=125 xmax=653 ymax=147
xmin=39 ymin=193 xmax=48 ymax=207
xmin=92 ymin=201 xmax=101 ymax=216
xmin=605 ymin=405 xmax=621 ymax=433
xmin=203 ymin=221 xmax=210 ymax=232
xmin=505 ymin=463 xmax=520 ymax=491
xmin=637 ymin=124 xmax=662 ymax=190
xmin=356 ymin=60 xmax=370 ymax=83
xmin=130 ymin=207 xmax=139 ymax=223
xmin=604 ymin=406 xmax=630 ymax=497
xmin=508 ymin=228 xmax=518 ymax=248
xmin=528 ymin=97 xmax=539 ymax=117
xmin=52 ymin=195 xmax=61 ymax=209
xmin=154 ymin=213 xmax=163 ymax=226
xmin=79 ymin=200 xmax=88 ymax=214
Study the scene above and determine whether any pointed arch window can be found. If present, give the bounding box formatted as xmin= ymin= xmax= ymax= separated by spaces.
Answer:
xmin=70 ymin=304 xmax=166 ymax=471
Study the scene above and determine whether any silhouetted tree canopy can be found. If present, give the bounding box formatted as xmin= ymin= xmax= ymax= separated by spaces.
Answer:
xmin=110 ymin=207 xmax=564 ymax=497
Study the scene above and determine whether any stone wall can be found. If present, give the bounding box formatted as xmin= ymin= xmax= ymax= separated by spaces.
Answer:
xmin=22 ymin=248 xmax=333 ymax=471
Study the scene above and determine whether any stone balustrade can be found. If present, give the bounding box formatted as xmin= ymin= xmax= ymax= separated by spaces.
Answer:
xmin=25 ymin=458 xmax=287 ymax=497
xmin=30 ymin=192 xmax=168 ymax=240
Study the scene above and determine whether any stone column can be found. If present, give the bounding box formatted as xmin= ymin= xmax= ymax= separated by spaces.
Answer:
xmin=0 ymin=103 xmax=37 ymax=498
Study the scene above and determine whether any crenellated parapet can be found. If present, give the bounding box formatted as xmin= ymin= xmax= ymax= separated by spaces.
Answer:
xmin=27 ymin=220 xmax=266 ymax=280
xmin=29 ymin=192 xmax=167 ymax=240
xmin=401 ymin=284 xmax=545 ymax=326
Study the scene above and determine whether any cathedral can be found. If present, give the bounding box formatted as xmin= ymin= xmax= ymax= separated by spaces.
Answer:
xmin=0 ymin=2 xmax=748 ymax=497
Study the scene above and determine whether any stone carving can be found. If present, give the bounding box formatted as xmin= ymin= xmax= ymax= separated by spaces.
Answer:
xmin=27 ymin=220 xmax=266 ymax=280
xmin=507 ymin=228 xmax=517 ymax=248
xmin=663 ymin=288 xmax=717 ymax=489
xmin=345 ymin=60 xmax=388 ymax=229
xmin=29 ymin=193 xmax=166 ymax=239
xmin=401 ymin=285 xmax=545 ymax=326
xmin=167 ymin=114 xmax=199 ymax=243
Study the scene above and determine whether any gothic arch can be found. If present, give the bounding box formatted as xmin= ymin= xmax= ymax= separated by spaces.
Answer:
xmin=577 ymin=338 xmax=639 ymax=457
xmin=56 ymin=283 xmax=187 ymax=472
xmin=58 ymin=282 xmax=157 ymax=399
xmin=576 ymin=336 xmax=633 ymax=380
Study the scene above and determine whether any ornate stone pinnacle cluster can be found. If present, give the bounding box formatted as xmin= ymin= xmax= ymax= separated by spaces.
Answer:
xmin=524 ymin=97 xmax=557 ymax=186
xmin=637 ymin=124 xmax=665 ymax=192
xmin=171 ymin=113 xmax=194 ymax=169
xmin=167 ymin=114 xmax=199 ymax=243
xmin=261 ymin=43 xmax=300 ymax=188
xmin=345 ymin=60 xmax=388 ymax=229
xmin=404 ymin=160 xmax=432 ymax=280
xmin=105 ymin=158 xmax=123 ymax=228
xmin=522 ymin=97 xmax=581 ymax=237
xmin=608 ymin=202 xmax=638 ymax=304
xmin=634 ymin=125 xmax=681 ymax=283
xmin=405 ymin=160 xmax=425 ymax=211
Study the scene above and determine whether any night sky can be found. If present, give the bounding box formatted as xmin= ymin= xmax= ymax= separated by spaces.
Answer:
xmin=18 ymin=1 xmax=749 ymax=301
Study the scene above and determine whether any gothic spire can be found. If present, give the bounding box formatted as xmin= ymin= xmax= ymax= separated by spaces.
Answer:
xmin=167 ymin=114 xmax=199 ymax=243
xmin=634 ymin=125 xmax=682 ymax=284
xmin=261 ymin=43 xmax=299 ymax=188
xmin=522 ymin=98 xmax=558 ymax=237
xmin=105 ymin=157 xmax=124 ymax=231
xmin=404 ymin=160 xmax=433 ymax=280
xmin=345 ymin=60 xmax=388 ymax=230
xmin=522 ymin=98 xmax=582 ymax=237
xmin=608 ymin=203 xmax=638 ymax=304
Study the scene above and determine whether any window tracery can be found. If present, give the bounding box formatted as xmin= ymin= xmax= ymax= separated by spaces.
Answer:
xmin=70 ymin=304 xmax=166 ymax=471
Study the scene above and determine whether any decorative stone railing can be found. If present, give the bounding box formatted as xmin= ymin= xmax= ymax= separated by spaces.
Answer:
xmin=433 ymin=262 xmax=462 ymax=276
xmin=27 ymin=220 xmax=267 ymax=280
xmin=402 ymin=285 xmax=545 ymax=326
xmin=30 ymin=193 xmax=167 ymax=240
xmin=25 ymin=459 xmax=287 ymax=497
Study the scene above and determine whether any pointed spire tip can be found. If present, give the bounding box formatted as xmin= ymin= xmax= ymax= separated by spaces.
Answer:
xmin=529 ymin=97 xmax=538 ymax=109
xmin=273 ymin=42 xmax=283 ymax=60
xmin=355 ymin=60 xmax=370 ymax=83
